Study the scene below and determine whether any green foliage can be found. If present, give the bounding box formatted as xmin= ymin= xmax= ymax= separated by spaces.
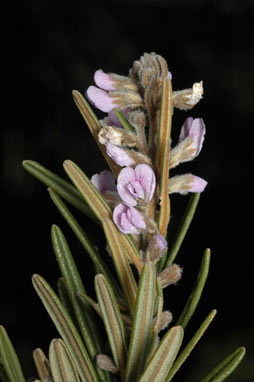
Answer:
xmin=0 ymin=54 xmax=246 ymax=382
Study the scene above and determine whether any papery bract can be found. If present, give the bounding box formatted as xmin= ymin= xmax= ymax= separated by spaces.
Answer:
xmin=91 ymin=170 xmax=117 ymax=194
xmin=106 ymin=143 xmax=135 ymax=167
xmin=113 ymin=203 xmax=146 ymax=234
xmin=117 ymin=164 xmax=156 ymax=206
xmin=179 ymin=117 xmax=206 ymax=156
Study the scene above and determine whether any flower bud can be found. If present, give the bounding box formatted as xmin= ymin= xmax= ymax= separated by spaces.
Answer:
xmin=96 ymin=354 xmax=119 ymax=374
xmin=98 ymin=126 xmax=136 ymax=147
xmin=158 ymin=264 xmax=183 ymax=288
xmin=168 ymin=174 xmax=207 ymax=195
xmin=86 ymin=86 xmax=117 ymax=112
xmin=173 ymin=81 xmax=203 ymax=110
xmin=106 ymin=143 xmax=135 ymax=167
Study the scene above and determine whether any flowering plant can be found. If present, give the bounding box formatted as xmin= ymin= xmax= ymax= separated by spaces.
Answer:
xmin=0 ymin=53 xmax=245 ymax=382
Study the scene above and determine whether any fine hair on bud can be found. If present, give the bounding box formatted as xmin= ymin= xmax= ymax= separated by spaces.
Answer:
xmin=158 ymin=264 xmax=183 ymax=288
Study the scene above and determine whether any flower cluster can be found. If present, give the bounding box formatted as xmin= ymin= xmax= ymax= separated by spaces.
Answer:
xmin=88 ymin=52 xmax=207 ymax=263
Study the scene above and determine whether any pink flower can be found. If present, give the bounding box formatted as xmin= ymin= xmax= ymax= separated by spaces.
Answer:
xmin=189 ymin=175 xmax=208 ymax=192
xmin=86 ymin=86 xmax=116 ymax=113
xmin=179 ymin=117 xmax=206 ymax=156
xmin=91 ymin=170 xmax=117 ymax=194
xmin=113 ymin=203 xmax=146 ymax=234
xmin=94 ymin=70 xmax=116 ymax=91
xmin=117 ymin=164 xmax=156 ymax=206
xmin=106 ymin=143 xmax=134 ymax=167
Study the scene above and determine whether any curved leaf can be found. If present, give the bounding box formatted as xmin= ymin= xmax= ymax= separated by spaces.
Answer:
xmin=95 ymin=274 xmax=126 ymax=376
xmin=200 ymin=346 xmax=246 ymax=382
xmin=166 ymin=309 xmax=217 ymax=381
xmin=0 ymin=326 xmax=26 ymax=382
xmin=139 ymin=326 xmax=184 ymax=382
xmin=49 ymin=188 xmax=120 ymax=296
xmin=22 ymin=160 xmax=98 ymax=224
xmin=49 ymin=339 xmax=80 ymax=382
xmin=125 ymin=262 xmax=156 ymax=382
xmin=32 ymin=274 xmax=98 ymax=382
xmin=176 ymin=248 xmax=210 ymax=329
xmin=32 ymin=348 xmax=51 ymax=381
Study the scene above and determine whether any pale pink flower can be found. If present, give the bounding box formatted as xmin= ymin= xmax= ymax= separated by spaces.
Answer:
xmin=117 ymin=164 xmax=156 ymax=206
xmin=113 ymin=203 xmax=146 ymax=234
xmin=86 ymin=86 xmax=116 ymax=113
xmin=91 ymin=170 xmax=117 ymax=194
xmin=189 ymin=175 xmax=208 ymax=192
xmin=179 ymin=117 xmax=206 ymax=156
xmin=106 ymin=143 xmax=134 ymax=167
xmin=94 ymin=70 xmax=116 ymax=91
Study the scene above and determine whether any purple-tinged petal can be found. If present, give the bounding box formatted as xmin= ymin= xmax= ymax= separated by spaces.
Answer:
xmin=179 ymin=117 xmax=206 ymax=156
xmin=91 ymin=170 xmax=117 ymax=194
xmin=154 ymin=234 xmax=167 ymax=252
xmin=86 ymin=86 xmax=116 ymax=112
xmin=113 ymin=203 xmax=146 ymax=234
xmin=134 ymin=164 xmax=156 ymax=203
xmin=117 ymin=164 xmax=156 ymax=206
xmin=94 ymin=70 xmax=116 ymax=91
xmin=189 ymin=176 xmax=208 ymax=192
xmin=168 ymin=71 xmax=172 ymax=79
xmin=106 ymin=143 xmax=135 ymax=167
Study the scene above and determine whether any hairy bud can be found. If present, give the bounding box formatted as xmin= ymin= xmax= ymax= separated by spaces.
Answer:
xmin=173 ymin=81 xmax=203 ymax=110
xmin=96 ymin=354 xmax=119 ymax=374
xmin=158 ymin=264 xmax=183 ymax=288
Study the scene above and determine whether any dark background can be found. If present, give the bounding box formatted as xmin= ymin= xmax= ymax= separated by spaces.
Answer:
xmin=2 ymin=0 xmax=254 ymax=380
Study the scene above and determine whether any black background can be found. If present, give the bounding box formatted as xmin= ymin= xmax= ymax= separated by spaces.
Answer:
xmin=2 ymin=0 xmax=254 ymax=380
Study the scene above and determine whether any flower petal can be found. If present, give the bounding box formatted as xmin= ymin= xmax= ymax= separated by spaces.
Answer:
xmin=106 ymin=143 xmax=135 ymax=167
xmin=134 ymin=164 xmax=156 ymax=202
xmin=86 ymin=86 xmax=116 ymax=112
xmin=94 ymin=70 xmax=116 ymax=91
xmin=189 ymin=176 xmax=208 ymax=192
xmin=113 ymin=203 xmax=145 ymax=234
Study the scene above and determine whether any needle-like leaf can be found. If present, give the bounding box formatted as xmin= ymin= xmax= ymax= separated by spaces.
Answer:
xmin=102 ymin=218 xmax=137 ymax=315
xmin=51 ymin=225 xmax=110 ymax=382
xmin=72 ymin=90 xmax=121 ymax=178
xmin=114 ymin=110 xmax=135 ymax=132
xmin=32 ymin=348 xmax=51 ymax=382
xmin=176 ymin=249 xmax=210 ymax=329
xmin=63 ymin=160 xmax=111 ymax=221
xmin=156 ymin=78 xmax=173 ymax=237
xmin=22 ymin=160 xmax=98 ymax=224
xmin=49 ymin=338 xmax=81 ymax=382
xmin=0 ymin=326 xmax=26 ymax=382
xmin=199 ymin=346 xmax=246 ymax=382
xmin=49 ymin=188 xmax=120 ymax=297
xmin=125 ymin=262 xmax=156 ymax=382
xmin=32 ymin=274 xmax=99 ymax=382
xmin=138 ymin=326 xmax=184 ymax=382
xmin=95 ymin=274 xmax=127 ymax=377
xmin=166 ymin=309 xmax=217 ymax=381
xmin=57 ymin=277 xmax=78 ymax=325
xmin=163 ymin=193 xmax=201 ymax=269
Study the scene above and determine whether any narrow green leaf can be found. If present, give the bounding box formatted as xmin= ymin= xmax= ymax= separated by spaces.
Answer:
xmin=51 ymin=226 xmax=110 ymax=382
xmin=78 ymin=292 xmax=101 ymax=317
xmin=0 ymin=326 xmax=26 ymax=382
xmin=102 ymin=218 xmax=137 ymax=315
xmin=166 ymin=309 xmax=217 ymax=381
xmin=139 ymin=326 xmax=184 ymax=382
xmin=176 ymin=248 xmax=210 ymax=329
xmin=200 ymin=346 xmax=246 ymax=382
xmin=32 ymin=274 xmax=98 ymax=382
xmin=22 ymin=160 xmax=98 ymax=224
xmin=57 ymin=277 xmax=78 ymax=325
xmin=163 ymin=193 xmax=201 ymax=269
xmin=49 ymin=188 xmax=120 ymax=297
xmin=157 ymin=78 xmax=173 ymax=237
xmin=49 ymin=338 xmax=81 ymax=382
xmin=72 ymin=90 xmax=121 ymax=178
xmin=95 ymin=274 xmax=127 ymax=376
xmin=114 ymin=110 xmax=135 ymax=132
xmin=63 ymin=160 xmax=111 ymax=221
xmin=125 ymin=262 xmax=156 ymax=382
xmin=33 ymin=348 xmax=51 ymax=381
